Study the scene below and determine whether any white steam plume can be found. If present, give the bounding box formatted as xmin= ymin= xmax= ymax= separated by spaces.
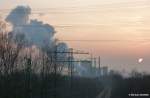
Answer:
xmin=6 ymin=6 xmax=56 ymax=48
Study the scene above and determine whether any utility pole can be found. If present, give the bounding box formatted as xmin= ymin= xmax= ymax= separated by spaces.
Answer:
xmin=94 ymin=58 xmax=97 ymax=68
xmin=54 ymin=45 xmax=57 ymax=98
xmin=25 ymin=54 xmax=32 ymax=98
xmin=68 ymin=48 xmax=74 ymax=77
xmin=50 ymin=48 xmax=89 ymax=98
xmin=98 ymin=56 xmax=101 ymax=76
xmin=69 ymin=48 xmax=73 ymax=98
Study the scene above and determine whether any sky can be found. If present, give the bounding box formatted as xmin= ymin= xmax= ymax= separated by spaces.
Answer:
xmin=0 ymin=0 xmax=150 ymax=73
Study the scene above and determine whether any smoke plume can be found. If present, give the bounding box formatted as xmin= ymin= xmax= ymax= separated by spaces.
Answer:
xmin=57 ymin=42 xmax=69 ymax=61
xmin=4 ymin=5 xmax=95 ymax=77
xmin=6 ymin=6 xmax=56 ymax=48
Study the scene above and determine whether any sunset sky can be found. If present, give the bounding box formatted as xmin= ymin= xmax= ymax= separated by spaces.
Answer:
xmin=0 ymin=0 xmax=150 ymax=73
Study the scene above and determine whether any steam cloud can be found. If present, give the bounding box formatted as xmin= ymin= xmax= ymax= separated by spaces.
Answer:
xmin=4 ymin=5 xmax=94 ymax=77
xmin=6 ymin=6 xmax=56 ymax=48
xmin=57 ymin=42 xmax=68 ymax=60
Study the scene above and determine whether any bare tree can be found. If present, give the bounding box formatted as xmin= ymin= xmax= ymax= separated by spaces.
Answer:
xmin=0 ymin=20 xmax=25 ymax=98
xmin=0 ymin=21 xmax=24 ymax=75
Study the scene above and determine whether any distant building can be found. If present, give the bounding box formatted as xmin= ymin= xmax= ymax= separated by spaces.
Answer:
xmin=73 ymin=59 xmax=109 ymax=78
xmin=78 ymin=60 xmax=93 ymax=77
xmin=100 ymin=66 xmax=108 ymax=76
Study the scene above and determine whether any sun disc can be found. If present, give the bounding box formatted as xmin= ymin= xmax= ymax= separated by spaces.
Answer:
xmin=138 ymin=58 xmax=143 ymax=63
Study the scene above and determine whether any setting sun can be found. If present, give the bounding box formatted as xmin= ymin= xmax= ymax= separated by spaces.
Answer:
xmin=138 ymin=58 xmax=143 ymax=63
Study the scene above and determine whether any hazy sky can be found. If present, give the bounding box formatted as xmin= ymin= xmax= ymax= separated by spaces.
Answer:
xmin=0 ymin=0 xmax=150 ymax=72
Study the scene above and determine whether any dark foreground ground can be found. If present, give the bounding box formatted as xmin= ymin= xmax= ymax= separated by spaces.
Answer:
xmin=0 ymin=71 xmax=150 ymax=98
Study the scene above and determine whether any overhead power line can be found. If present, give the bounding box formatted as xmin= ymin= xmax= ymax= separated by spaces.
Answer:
xmin=7 ymin=24 xmax=106 ymax=28
xmin=58 ymin=39 xmax=150 ymax=42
